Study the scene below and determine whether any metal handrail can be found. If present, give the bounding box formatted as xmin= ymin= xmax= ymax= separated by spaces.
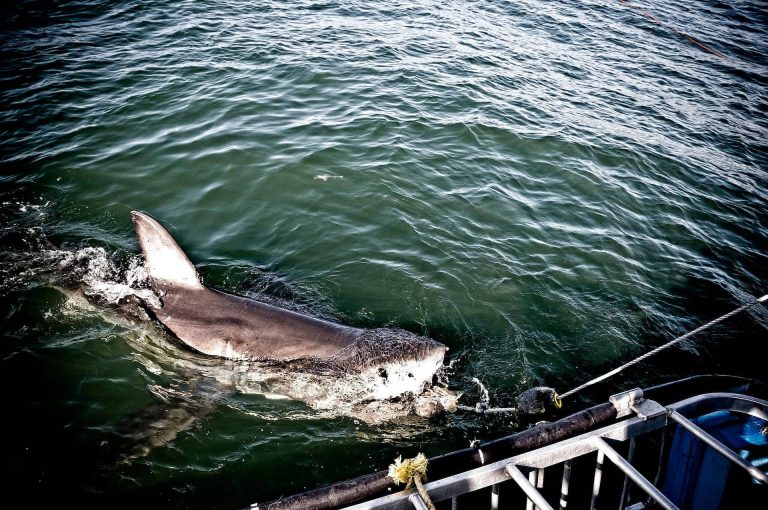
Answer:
xmin=345 ymin=392 xmax=767 ymax=510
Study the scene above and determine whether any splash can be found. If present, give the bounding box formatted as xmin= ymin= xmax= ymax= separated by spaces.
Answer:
xmin=43 ymin=247 xmax=162 ymax=309
xmin=1 ymin=212 xmax=456 ymax=424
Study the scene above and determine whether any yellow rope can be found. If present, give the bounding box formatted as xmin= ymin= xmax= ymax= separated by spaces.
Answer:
xmin=388 ymin=453 xmax=436 ymax=510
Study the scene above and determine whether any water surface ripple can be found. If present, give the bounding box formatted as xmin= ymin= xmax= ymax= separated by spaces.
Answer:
xmin=1 ymin=0 xmax=766 ymax=508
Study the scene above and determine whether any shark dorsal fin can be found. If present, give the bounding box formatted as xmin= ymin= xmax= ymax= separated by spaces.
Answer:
xmin=131 ymin=211 xmax=203 ymax=289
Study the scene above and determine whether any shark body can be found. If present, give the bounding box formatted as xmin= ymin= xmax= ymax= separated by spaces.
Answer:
xmin=130 ymin=211 xmax=449 ymax=406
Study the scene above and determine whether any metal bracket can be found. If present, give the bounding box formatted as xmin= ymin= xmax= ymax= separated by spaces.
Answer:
xmin=609 ymin=389 xmax=666 ymax=420
xmin=630 ymin=399 xmax=667 ymax=421
xmin=610 ymin=388 xmax=644 ymax=418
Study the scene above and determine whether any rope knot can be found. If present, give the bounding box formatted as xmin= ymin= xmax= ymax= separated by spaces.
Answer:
xmin=388 ymin=453 xmax=428 ymax=489
xmin=388 ymin=453 xmax=436 ymax=510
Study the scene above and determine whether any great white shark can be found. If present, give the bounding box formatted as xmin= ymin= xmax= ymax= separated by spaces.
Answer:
xmin=129 ymin=211 xmax=453 ymax=418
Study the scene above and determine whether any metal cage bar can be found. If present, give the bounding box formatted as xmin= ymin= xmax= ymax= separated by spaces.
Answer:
xmin=347 ymin=393 xmax=767 ymax=510
xmin=526 ymin=470 xmax=537 ymax=510
xmin=506 ymin=464 xmax=554 ymax=510
xmin=592 ymin=438 xmax=678 ymax=510
xmin=408 ymin=493 xmax=429 ymax=510
xmin=618 ymin=437 xmax=636 ymax=510
xmin=589 ymin=449 xmax=604 ymax=510
xmin=559 ymin=460 xmax=572 ymax=510
xmin=668 ymin=410 xmax=768 ymax=485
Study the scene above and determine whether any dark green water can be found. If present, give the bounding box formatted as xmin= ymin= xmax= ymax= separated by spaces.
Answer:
xmin=1 ymin=0 xmax=767 ymax=508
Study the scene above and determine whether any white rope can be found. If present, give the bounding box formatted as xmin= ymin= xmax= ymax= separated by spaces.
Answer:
xmin=457 ymin=403 xmax=517 ymax=414
xmin=457 ymin=378 xmax=517 ymax=414
xmin=559 ymin=294 xmax=767 ymax=399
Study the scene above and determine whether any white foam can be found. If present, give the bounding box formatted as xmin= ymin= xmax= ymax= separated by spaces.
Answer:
xmin=40 ymin=247 xmax=162 ymax=309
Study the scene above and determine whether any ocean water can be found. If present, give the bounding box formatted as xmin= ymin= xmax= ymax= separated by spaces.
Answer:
xmin=1 ymin=0 xmax=766 ymax=508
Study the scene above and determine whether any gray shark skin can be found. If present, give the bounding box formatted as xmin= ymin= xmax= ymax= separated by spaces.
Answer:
xmin=130 ymin=211 xmax=449 ymax=405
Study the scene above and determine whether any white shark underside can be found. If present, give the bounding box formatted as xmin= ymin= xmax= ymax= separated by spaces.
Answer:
xmin=130 ymin=211 xmax=448 ymax=405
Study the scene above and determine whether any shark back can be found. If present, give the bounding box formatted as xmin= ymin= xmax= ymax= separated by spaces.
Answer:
xmin=130 ymin=211 xmax=364 ymax=360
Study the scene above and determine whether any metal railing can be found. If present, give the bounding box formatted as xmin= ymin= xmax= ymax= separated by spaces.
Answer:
xmin=346 ymin=392 xmax=768 ymax=510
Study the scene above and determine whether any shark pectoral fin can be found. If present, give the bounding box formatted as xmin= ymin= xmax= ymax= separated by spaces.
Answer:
xmin=131 ymin=211 xmax=203 ymax=290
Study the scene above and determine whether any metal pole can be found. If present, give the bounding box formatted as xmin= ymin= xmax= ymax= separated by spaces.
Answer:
xmin=527 ymin=469 xmax=537 ymax=510
xmin=536 ymin=468 xmax=545 ymax=510
xmin=491 ymin=484 xmax=499 ymax=510
xmin=409 ymin=493 xmax=430 ymax=510
xmin=590 ymin=450 xmax=605 ymax=510
xmin=618 ymin=438 xmax=636 ymax=510
xmin=593 ymin=438 xmax=678 ymax=510
xmin=559 ymin=460 xmax=572 ymax=510
xmin=668 ymin=411 xmax=768 ymax=484
xmin=506 ymin=464 xmax=554 ymax=510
